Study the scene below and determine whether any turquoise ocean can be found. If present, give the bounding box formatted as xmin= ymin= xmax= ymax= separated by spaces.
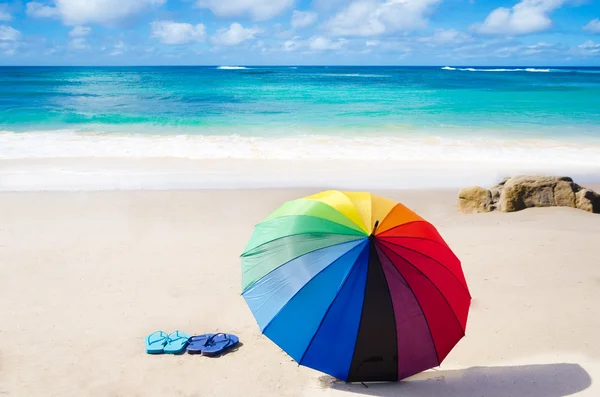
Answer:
xmin=2 ymin=65 xmax=600 ymax=163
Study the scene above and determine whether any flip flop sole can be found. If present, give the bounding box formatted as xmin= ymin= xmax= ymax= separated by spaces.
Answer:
xmin=164 ymin=331 xmax=191 ymax=354
xmin=187 ymin=334 xmax=214 ymax=354
xmin=145 ymin=331 xmax=168 ymax=354
xmin=202 ymin=334 xmax=240 ymax=357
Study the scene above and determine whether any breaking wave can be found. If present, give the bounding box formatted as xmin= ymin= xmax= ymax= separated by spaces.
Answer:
xmin=442 ymin=66 xmax=551 ymax=72
xmin=217 ymin=66 xmax=248 ymax=70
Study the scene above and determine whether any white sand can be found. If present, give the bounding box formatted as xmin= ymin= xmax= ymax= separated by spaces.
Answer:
xmin=3 ymin=158 xmax=600 ymax=191
xmin=1 ymin=188 xmax=599 ymax=397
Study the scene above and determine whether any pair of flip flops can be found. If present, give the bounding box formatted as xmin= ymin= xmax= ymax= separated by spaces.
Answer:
xmin=145 ymin=330 xmax=191 ymax=354
xmin=187 ymin=333 xmax=239 ymax=356
xmin=145 ymin=331 xmax=239 ymax=356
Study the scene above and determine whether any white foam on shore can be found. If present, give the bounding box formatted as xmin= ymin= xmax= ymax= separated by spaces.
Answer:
xmin=2 ymin=130 xmax=600 ymax=191
xmin=2 ymin=130 xmax=600 ymax=164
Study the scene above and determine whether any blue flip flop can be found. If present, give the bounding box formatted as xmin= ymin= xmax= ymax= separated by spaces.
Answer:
xmin=201 ymin=333 xmax=239 ymax=357
xmin=187 ymin=334 xmax=214 ymax=355
xmin=145 ymin=331 xmax=168 ymax=354
xmin=164 ymin=330 xmax=191 ymax=354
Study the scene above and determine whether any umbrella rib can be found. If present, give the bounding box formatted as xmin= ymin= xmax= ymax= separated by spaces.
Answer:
xmin=242 ymin=230 xmax=366 ymax=258
xmin=344 ymin=244 xmax=372 ymax=383
xmin=377 ymin=238 xmax=471 ymax=297
xmin=376 ymin=220 xmax=449 ymax=247
xmin=308 ymin=199 xmax=370 ymax=235
xmin=373 ymin=204 xmax=424 ymax=233
xmin=242 ymin=237 xmax=365 ymax=295
xmin=261 ymin=241 xmax=368 ymax=336
xmin=297 ymin=243 xmax=367 ymax=367
xmin=340 ymin=191 xmax=371 ymax=234
xmin=242 ymin=234 xmax=363 ymax=273
xmin=378 ymin=241 xmax=467 ymax=337
xmin=374 ymin=241 xmax=441 ymax=367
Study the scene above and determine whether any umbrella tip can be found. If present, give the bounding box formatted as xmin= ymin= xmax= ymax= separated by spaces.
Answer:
xmin=370 ymin=220 xmax=379 ymax=239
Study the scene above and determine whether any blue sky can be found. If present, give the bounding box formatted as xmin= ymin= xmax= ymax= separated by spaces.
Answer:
xmin=1 ymin=0 xmax=599 ymax=65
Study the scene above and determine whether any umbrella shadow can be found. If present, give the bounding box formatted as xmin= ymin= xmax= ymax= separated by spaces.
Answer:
xmin=325 ymin=363 xmax=592 ymax=397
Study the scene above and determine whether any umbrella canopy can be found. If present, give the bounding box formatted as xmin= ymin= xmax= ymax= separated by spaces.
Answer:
xmin=241 ymin=190 xmax=471 ymax=382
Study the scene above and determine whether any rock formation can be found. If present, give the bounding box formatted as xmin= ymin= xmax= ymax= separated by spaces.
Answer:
xmin=458 ymin=175 xmax=600 ymax=214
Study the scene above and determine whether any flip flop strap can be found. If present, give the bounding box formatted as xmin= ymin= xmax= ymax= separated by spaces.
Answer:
xmin=205 ymin=333 xmax=228 ymax=346
xmin=148 ymin=331 xmax=168 ymax=344
xmin=168 ymin=330 xmax=190 ymax=343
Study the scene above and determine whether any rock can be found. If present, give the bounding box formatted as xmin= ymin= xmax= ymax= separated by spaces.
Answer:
xmin=576 ymin=189 xmax=600 ymax=213
xmin=497 ymin=177 xmax=511 ymax=186
xmin=458 ymin=186 xmax=493 ymax=213
xmin=499 ymin=175 xmax=559 ymax=212
xmin=490 ymin=186 xmax=501 ymax=202
xmin=458 ymin=174 xmax=599 ymax=214
xmin=553 ymin=180 xmax=576 ymax=208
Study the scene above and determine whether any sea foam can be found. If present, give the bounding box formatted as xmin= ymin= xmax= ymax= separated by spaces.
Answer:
xmin=2 ymin=130 xmax=599 ymax=166
xmin=217 ymin=66 xmax=248 ymax=70
xmin=442 ymin=67 xmax=551 ymax=72
xmin=3 ymin=130 xmax=600 ymax=191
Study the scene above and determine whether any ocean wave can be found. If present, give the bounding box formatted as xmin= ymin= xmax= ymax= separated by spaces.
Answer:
xmin=217 ymin=66 xmax=248 ymax=70
xmin=442 ymin=67 xmax=551 ymax=73
xmin=317 ymin=73 xmax=391 ymax=78
xmin=560 ymin=69 xmax=600 ymax=74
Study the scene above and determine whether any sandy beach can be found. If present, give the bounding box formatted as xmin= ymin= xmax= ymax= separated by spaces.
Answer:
xmin=1 ymin=187 xmax=599 ymax=396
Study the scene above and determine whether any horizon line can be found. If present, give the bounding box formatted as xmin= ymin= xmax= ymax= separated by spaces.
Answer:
xmin=0 ymin=64 xmax=599 ymax=68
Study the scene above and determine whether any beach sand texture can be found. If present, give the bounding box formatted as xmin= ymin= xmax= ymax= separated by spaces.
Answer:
xmin=1 ymin=188 xmax=599 ymax=396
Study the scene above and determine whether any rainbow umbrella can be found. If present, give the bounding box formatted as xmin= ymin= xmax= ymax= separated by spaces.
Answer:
xmin=241 ymin=190 xmax=471 ymax=382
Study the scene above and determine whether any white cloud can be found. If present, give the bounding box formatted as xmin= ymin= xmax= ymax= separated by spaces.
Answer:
xmin=26 ymin=0 xmax=165 ymax=26
xmin=0 ymin=25 xmax=20 ymax=56
xmin=26 ymin=2 xmax=59 ymax=18
xmin=0 ymin=4 xmax=12 ymax=21
xmin=312 ymin=0 xmax=347 ymax=13
xmin=522 ymin=41 xmax=566 ymax=55
xmin=68 ymin=37 xmax=89 ymax=51
xmin=419 ymin=28 xmax=472 ymax=45
xmin=212 ymin=23 xmax=260 ymax=46
xmin=196 ymin=0 xmax=294 ymax=21
xmin=522 ymin=41 xmax=549 ymax=54
xmin=365 ymin=40 xmax=379 ymax=47
xmin=0 ymin=43 xmax=16 ymax=55
xmin=0 ymin=25 xmax=20 ymax=41
xmin=578 ymin=40 xmax=600 ymax=56
xmin=308 ymin=36 xmax=348 ymax=50
xmin=150 ymin=21 xmax=206 ymax=45
xmin=451 ymin=38 xmax=568 ymax=60
xmin=291 ymin=10 xmax=317 ymax=29
xmin=283 ymin=38 xmax=301 ymax=51
xmin=110 ymin=40 xmax=127 ymax=56
xmin=326 ymin=0 xmax=441 ymax=37
xmin=583 ymin=19 xmax=600 ymax=34
xmin=472 ymin=0 xmax=565 ymax=35
xmin=69 ymin=26 xmax=91 ymax=37
xmin=252 ymin=40 xmax=266 ymax=51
